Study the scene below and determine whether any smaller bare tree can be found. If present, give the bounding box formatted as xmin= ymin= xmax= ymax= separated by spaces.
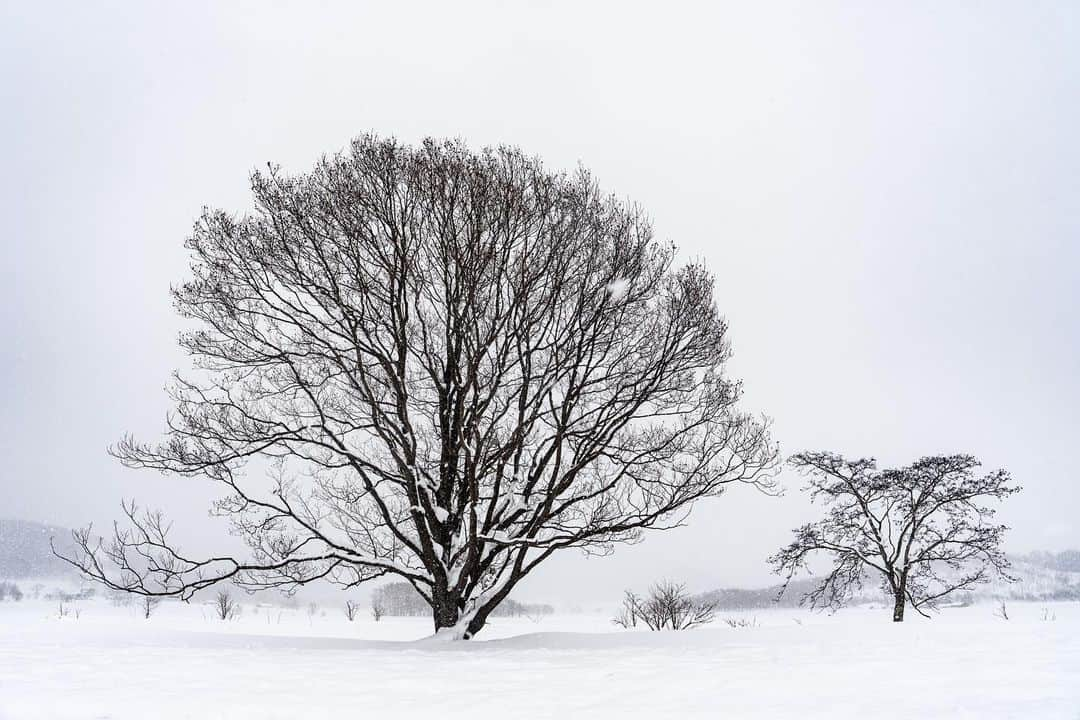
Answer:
xmin=344 ymin=599 xmax=361 ymax=622
xmin=771 ymin=452 xmax=1020 ymax=622
xmin=109 ymin=589 xmax=133 ymax=608
xmin=214 ymin=589 xmax=240 ymax=621
xmin=371 ymin=598 xmax=385 ymax=622
xmin=141 ymin=595 xmax=160 ymax=619
xmin=612 ymin=581 xmax=717 ymax=631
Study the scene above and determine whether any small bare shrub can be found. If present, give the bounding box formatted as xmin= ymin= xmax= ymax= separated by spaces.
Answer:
xmin=141 ymin=596 xmax=160 ymax=619
xmin=344 ymin=599 xmax=361 ymax=621
xmin=57 ymin=600 xmax=80 ymax=619
xmin=612 ymin=581 xmax=717 ymax=631
xmin=214 ymin=589 xmax=240 ymax=621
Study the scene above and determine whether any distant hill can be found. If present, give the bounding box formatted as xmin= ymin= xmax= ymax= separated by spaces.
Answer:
xmin=0 ymin=518 xmax=79 ymax=579
xmin=994 ymin=553 xmax=1080 ymax=601
xmin=700 ymin=551 xmax=1080 ymax=610
xmin=1013 ymin=549 xmax=1080 ymax=573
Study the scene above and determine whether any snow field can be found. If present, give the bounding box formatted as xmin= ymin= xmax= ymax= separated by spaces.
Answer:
xmin=0 ymin=598 xmax=1076 ymax=719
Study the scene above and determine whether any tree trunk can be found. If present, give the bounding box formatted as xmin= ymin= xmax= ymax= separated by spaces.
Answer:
xmin=430 ymin=567 xmax=525 ymax=639
xmin=892 ymin=576 xmax=906 ymax=622
xmin=431 ymin=589 xmax=461 ymax=634
xmin=462 ymin=604 xmax=493 ymax=639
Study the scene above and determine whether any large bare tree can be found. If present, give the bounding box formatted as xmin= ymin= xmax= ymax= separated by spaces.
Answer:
xmin=61 ymin=135 xmax=776 ymax=638
xmin=770 ymin=452 xmax=1019 ymax=621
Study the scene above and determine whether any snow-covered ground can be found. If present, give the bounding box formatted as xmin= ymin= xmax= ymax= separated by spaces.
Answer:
xmin=1 ymin=596 xmax=1077 ymax=719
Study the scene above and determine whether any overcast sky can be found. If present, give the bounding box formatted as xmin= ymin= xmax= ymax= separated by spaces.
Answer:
xmin=2 ymin=1 xmax=1077 ymax=604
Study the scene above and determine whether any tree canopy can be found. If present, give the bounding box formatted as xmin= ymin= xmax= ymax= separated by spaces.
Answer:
xmin=62 ymin=135 xmax=777 ymax=637
xmin=770 ymin=451 xmax=1019 ymax=621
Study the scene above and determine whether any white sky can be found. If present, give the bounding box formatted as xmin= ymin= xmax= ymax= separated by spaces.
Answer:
xmin=2 ymin=1 xmax=1077 ymax=603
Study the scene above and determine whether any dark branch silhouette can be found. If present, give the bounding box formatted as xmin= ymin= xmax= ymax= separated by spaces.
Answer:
xmin=57 ymin=134 xmax=777 ymax=638
xmin=770 ymin=451 xmax=1020 ymax=621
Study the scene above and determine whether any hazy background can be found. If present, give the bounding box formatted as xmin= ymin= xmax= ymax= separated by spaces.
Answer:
xmin=2 ymin=1 xmax=1077 ymax=604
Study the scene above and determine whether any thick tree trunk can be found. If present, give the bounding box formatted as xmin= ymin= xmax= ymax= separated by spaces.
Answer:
xmin=431 ymin=589 xmax=461 ymax=633
xmin=892 ymin=576 xmax=907 ymax=622
xmin=430 ymin=594 xmax=490 ymax=639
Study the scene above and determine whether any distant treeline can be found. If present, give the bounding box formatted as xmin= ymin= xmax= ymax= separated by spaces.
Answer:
xmin=372 ymin=582 xmax=554 ymax=618
xmin=696 ymin=577 xmax=840 ymax=610
xmin=1014 ymin=550 xmax=1080 ymax=573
